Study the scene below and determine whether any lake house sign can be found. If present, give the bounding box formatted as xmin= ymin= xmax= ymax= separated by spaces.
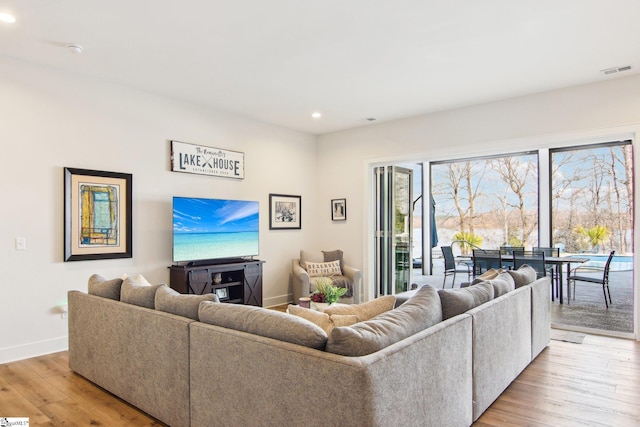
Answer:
xmin=171 ymin=140 xmax=245 ymax=179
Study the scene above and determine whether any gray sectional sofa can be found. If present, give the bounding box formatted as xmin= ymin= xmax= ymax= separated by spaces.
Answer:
xmin=68 ymin=270 xmax=550 ymax=427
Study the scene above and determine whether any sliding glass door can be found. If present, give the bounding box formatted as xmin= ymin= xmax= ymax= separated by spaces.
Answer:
xmin=374 ymin=166 xmax=413 ymax=296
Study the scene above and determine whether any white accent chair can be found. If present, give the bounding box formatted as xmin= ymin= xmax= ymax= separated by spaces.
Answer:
xmin=291 ymin=249 xmax=363 ymax=304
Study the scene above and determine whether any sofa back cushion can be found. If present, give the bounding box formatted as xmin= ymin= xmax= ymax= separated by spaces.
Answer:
xmin=120 ymin=276 xmax=163 ymax=309
xmin=88 ymin=274 xmax=123 ymax=300
xmin=507 ymin=264 xmax=537 ymax=288
xmin=287 ymin=305 xmax=359 ymax=334
xmin=325 ymin=284 xmax=442 ymax=356
xmin=323 ymin=295 xmax=396 ymax=321
xmin=438 ymin=282 xmax=494 ymax=320
xmin=487 ymin=272 xmax=516 ymax=297
xmin=198 ymin=301 xmax=328 ymax=349
xmin=155 ymin=285 xmax=219 ymax=320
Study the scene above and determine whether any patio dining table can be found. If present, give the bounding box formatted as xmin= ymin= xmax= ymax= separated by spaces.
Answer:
xmin=544 ymin=256 xmax=590 ymax=304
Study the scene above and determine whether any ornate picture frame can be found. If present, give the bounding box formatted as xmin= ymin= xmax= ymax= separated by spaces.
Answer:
xmin=331 ymin=198 xmax=347 ymax=221
xmin=269 ymin=193 xmax=301 ymax=230
xmin=64 ymin=167 xmax=133 ymax=261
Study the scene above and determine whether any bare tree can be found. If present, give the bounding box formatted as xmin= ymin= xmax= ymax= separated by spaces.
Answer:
xmin=489 ymin=157 xmax=537 ymax=247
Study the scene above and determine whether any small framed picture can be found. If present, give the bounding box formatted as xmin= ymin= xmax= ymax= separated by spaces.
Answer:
xmin=215 ymin=287 xmax=229 ymax=301
xmin=269 ymin=194 xmax=302 ymax=229
xmin=331 ymin=198 xmax=347 ymax=221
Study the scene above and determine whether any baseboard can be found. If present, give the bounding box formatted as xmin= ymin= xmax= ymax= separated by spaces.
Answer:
xmin=0 ymin=336 xmax=68 ymax=364
xmin=263 ymin=293 xmax=292 ymax=308
xmin=551 ymin=323 xmax=635 ymax=340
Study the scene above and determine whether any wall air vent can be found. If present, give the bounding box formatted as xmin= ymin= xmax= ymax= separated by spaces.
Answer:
xmin=600 ymin=65 xmax=632 ymax=76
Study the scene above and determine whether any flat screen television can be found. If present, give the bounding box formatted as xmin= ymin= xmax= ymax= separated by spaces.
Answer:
xmin=172 ymin=196 xmax=259 ymax=263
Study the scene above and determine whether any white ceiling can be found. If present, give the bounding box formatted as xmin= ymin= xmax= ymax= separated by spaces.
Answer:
xmin=1 ymin=0 xmax=639 ymax=135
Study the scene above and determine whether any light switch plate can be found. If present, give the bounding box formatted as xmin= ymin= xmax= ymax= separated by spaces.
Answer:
xmin=15 ymin=237 xmax=26 ymax=251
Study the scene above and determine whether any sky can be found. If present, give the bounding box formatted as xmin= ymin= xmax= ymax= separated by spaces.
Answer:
xmin=173 ymin=197 xmax=259 ymax=234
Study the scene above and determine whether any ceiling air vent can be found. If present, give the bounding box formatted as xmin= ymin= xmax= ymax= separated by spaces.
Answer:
xmin=600 ymin=65 xmax=632 ymax=76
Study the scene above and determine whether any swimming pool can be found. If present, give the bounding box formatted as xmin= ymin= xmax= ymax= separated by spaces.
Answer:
xmin=574 ymin=254 xmax=634 ymax=271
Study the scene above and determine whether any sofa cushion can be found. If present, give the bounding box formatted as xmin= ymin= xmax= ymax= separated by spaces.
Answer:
xmin=325 ymin=284 xmax=442 ymax=357
xmin=507 ymin=264 xmax=538 ymax=288
xmin=438 ymin=282 xmax=494 ymax=320
xmin=304 ymin=260 xmax=342 ymax=277
xmin=199 ymin=301 xmax=328 ymax=349
xmin=323 ymin=295 xmax=396 ymax=321
xmin=87 ymin=274 xmax=123 ymax=300
xmin=488 ymin=272 xmax=516 ymax=297
xmin=155 ymin=285 xmax=219 ymax=320
xmin=120 ymin=276 xmax=163 ymax=309
xmin=469 ymin=268 xmax=502 ymax=286
xmin=287 ymin=305 xmax=358 ymax=334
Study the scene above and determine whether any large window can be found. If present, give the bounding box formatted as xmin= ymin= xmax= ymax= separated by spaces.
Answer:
xmin=551 ymin=141 xmax=633 ymax=254
xmin=431 ymin=152 xmax=539 ymax=252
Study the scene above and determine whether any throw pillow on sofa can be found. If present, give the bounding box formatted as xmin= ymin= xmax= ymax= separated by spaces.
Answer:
xmin=155 ymin=285 xmax=219 ymax=320
xmin=287 ymin=305 xmax=359 ymax=334
xmin=507 ymin=264 xmax=537 ymax=288
xmin=198 ymin=301 xmax=328 ymax=350
xmin=88 ymin=274 xmax=123 ymax=300
xmin=323 ymin=295 xmax=396 ymax=321
xmin=487 ymin=272 xmax=516 ymax=297
xmin=120 ymin=276 xmax=163 ymax=309
xmin=325 ymin=284 xmax=442 ymax=357
xmin=438 ymin=281 xmax=494 ymax=320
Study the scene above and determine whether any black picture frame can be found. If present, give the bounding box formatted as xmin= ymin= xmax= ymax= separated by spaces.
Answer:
xmin=269 ymin=194 xmax=301 ymax=230
xmin=215 ymin=287 xmax=229 ymax=301
xmin=331 ymin=198 xmax=347 ymax=221
xmin=64 ymin=167 xmax=133 ymax=261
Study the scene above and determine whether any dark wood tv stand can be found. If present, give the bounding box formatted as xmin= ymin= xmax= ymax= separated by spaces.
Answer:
xmin=169 ymin=259 xmax=264 ymax=306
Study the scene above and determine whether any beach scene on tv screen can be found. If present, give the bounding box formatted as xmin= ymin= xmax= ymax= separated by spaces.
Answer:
xmin=173 ymin=197 xmax=259 ymax=262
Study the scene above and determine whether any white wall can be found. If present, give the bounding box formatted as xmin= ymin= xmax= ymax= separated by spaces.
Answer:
xmin=316 ymin=74 xmax=640 ymax=334
xmin=0 ymin=58 xmax=318 ymax=363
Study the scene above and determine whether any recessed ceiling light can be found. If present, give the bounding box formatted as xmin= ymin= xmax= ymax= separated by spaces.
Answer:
xmin=311 ymin=112 xmax=322 ymax=119
xmin=0 ymin=13 xmax=16 ymax=23
xmin=67 ymin=44 xmax=83 ymax=54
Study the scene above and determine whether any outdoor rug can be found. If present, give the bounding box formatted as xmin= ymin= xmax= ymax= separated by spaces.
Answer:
xmin=550 ymin=329 xmax=586 ymax=344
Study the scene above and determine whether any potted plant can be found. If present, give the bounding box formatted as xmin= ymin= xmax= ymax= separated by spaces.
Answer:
xmin=310 ymin=277 xmax=348 ymax=305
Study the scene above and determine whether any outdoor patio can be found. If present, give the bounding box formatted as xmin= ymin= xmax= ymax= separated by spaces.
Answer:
xmin=412 ymin=256 xmax=634 ymax=335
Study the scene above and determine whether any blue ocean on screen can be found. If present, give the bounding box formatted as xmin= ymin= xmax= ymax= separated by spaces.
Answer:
xmin=173 ymin=231 xmax=259 ymax=262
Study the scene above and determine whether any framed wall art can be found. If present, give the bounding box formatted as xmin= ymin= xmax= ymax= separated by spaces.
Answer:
xmin=269 ymin=194 xmax=301 ymax=230
xmin=215 ymin=287 xmax=229 ymax=301
xmin=331 ymin=198 xmax=347 ymax=221
xmin=64 ymin=167 xmax=133 ymax=261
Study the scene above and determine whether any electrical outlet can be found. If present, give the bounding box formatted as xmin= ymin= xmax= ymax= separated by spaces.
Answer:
xmin=61 ymin=304 xmax=68 ymax=319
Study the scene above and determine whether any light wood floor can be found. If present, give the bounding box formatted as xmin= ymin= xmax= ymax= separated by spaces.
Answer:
xmin=1 ymin=333 xmax=638 ymax=426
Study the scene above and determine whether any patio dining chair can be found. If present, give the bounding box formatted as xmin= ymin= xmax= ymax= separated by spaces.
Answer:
xmin=536 ymin=247 xmax=560 ymax=300
xmin=513 ymin=250 xmax=546 ymax=279
xmin=568 ymin=251 xmax=615 ymax=308
xmin=441 ymin=245 xmax=471 ymax=288
xmin=500 ymin=246 xmax=524 ymax=270
xmin=472 ymin=249 xmax=502 ymax=277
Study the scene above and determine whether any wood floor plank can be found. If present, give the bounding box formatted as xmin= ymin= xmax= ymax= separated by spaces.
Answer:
xmin=0 ymin=376 xmax=52 ymax=424
xmin=44 ymin=370 xmax=164 ymax=426
xmin=21 ymin=353 xmax=69 ymax=378
xmin=0 ymin=360 xmax=69 ymax=408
